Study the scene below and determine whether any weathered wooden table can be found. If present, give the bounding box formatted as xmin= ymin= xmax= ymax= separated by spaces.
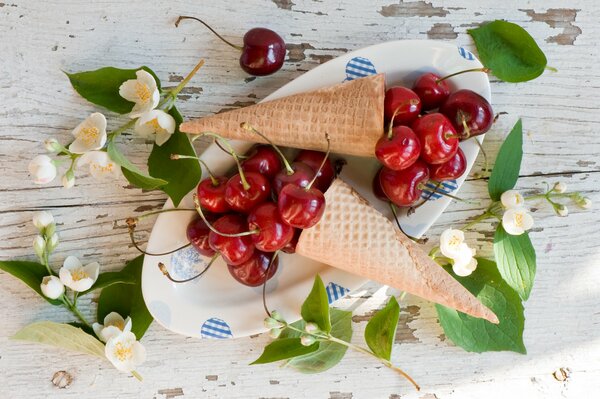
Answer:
xmin=1 ymin=1 xmax=598 ymax=398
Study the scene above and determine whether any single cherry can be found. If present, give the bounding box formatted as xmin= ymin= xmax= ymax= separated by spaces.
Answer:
xmin=197 ymin=176 xmax=230 ymax=213
xmin=272 ymin=161 xmax=314 ymax=195
xmin=227 ymin=251 xmax=279 ymax=287
xmin=412 ymin=113 xmax=459 ymax=164
xmin=384 ymin=87 xmax=422 ymax=126
xmin=224 ymin=172 xmax=271 ymax=213
xmin=247 ymin=202 xmax=294 ymax=252
xmin=281 ymin=228 xmax=301 ymax=254
xmin=208 ymin=214 xmax=255 ymax=266
xmin=412 ymin=72 xmax=451 ymax=111
xmin=375 ymin=126 xmax=421 ymax=171
xmin=429 ymin=147 xmax=467 ymax=181
xmin=241 ymin=145 xmax=283 ymax=179
xmin=440 ymin=89 xmax=493 ymax=139
xmin=278 ymin=184 xmax=325 ymax=229
xmin=372 ymin=168 xmax=389 ymax=202
xmin=186 ymin=215 xmax=217 ymax=257
xmin=379 ymin=161 xmax=430 ymax=207
xmin=294 ymin=150 xmax=335 ymax=192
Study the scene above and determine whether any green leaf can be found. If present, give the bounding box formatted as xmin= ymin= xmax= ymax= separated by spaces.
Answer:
xmin=250 ymin=338 xmax=319 ymax=365
xmin=80 ymin=270 xmax=136 ymax=296
xmin=147 ymin=107 xmax=201 ymax=207
xmin=468 ymin=20 xmax=548 ymax=82
xmin=65 ymin=66 xmax=160 ymax=114
xmin=107 ymin=140 xmax=167 ymax=189
xmin=0 ymin=260 xmax=61 ymax=306
xmin=493 ymin=225 xmax=536 ymax=301
xmin=364 ymin=296 xmax=400 ymax=361
xmin=280 ymin=309 xmax=352 ymax=373
xmin=488 ymin=119 xmax=523 ymax=200
xmin=300 ymin=275 xmax=331 ymax=333
xmin=12 ymin=321 xmax=105 ymax=358
xmin=97 ymin=256 xmax=152 ymax=340
xmin=436 ymin=258 xmax=526 ymax=354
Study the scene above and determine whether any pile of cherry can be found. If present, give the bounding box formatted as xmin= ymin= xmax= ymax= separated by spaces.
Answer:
xmin=373 ymin=72 xmax=493 ymax=207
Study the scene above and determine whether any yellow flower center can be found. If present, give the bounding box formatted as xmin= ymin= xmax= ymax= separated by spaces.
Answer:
xmin=78 ymin=126 xmax=99 ymax=145
xmin=111 ymin=320 xmax=125 ymax=330
xmin=145 ymin=118 xmax=165 ymax=134
xmin=113 ymin=342 xmax=133 ymax=361
xmin=91 ymin=162 xmax=115 ymax=174
xmin=135 ymin=82 xmax=151 ymax=103
xmin=514 ymin=213 xmax=524 ymax=227
xmin=71 ymin=268 xmax=88 ymax=281
xmin=447 ymin=235 xmax=461 ymax=248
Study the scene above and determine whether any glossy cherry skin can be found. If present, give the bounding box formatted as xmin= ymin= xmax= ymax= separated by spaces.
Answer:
xmin=241 ymin=145 xmax=282 ymax=180
xmin=412 ymin=72 xmax=451 ymax=111
xmin=278 ymin=184 xmax=326 ymax=229
xmin=186 ymin=215 xmax=217 ymax=257
xmin=372 ymin=168 xmax=389 ymax=202
xmin=239 ymin=28 xmax=286 ymax=76
xmin=197 ymin=176 xmax=230 ymax=213
xmin=208 ymin=214 xmax=255 ymax=266
xmin=412 ymin=113 xmax=459 ymax=165
xmin=294 ymin=150 xmax=335 ymax=192
xmin=224 ymin=172 xmax=271 ymax=213
xmin=272 ymin=162 xmax=314 ymax=195
xmin=247 ymin=202 xmax=294 ymax=252
xmin=440 ymin=89 xmax=493 ymax=139
xmin=379 ymin=161 xmax=430 ymax=207
xmin=429 ymin=147 xmax=467 ymax=181
xmin=227 ymin=251 xmax=279 ymax=287
xmin=384 ymin=86 xmax=422 ymax=126
xmin=281 ymin=228 xmax=301 ymax=254
xmin=375 ymin=126 xmax=421 ymax=171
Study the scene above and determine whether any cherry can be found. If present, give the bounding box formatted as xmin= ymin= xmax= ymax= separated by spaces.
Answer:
xmin=186 ymin=215 xmax=217 ymax=257
xmin=440 ymin=89 xmax=493 ymax=139
xmin=384 ymin=87 xmax=421 ymax=126
xmin=208 ymin=214 xmax=255 ymax=266
xmin=224 ymin=172 xmax=271 ymax=213
xmin=281 ymin=228 xmax=301 ymax=254
xmin=247 ymin=202 xmax=294 ymax=252
xmin=278 ymin=184 xmax=326 ymax=229
xmin=197 ymin=176 xmax=230 ymax=213
xmin=272 ymin=162 xmax=314 ymax=195
xmin=372 ymin=168 xmax=389 ymax=202
xmin=412 ymin=113 xmax=459 ymax=164
xmin=241 ymin=145 xmax=283 ymax=179
xmin=375 ymin=126 xmax=421 ymax=171
xmin=227 ymin=251 xmax=279 ymax=287
xmin=379 ymin=161 xmax=429 ymax=207
xmin=429 ymin=147 xmax=467 ymax=181
xmin=412 ymin=72 xmax=451 ymax=111
xmin=294 ymin=150 xmax=334 ymax=192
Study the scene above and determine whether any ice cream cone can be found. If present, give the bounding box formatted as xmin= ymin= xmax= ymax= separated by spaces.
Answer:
xmin=180 ymin=74 xmax=385 ymax=157
xmin=296 ymin=178 xmax=499 ymax=323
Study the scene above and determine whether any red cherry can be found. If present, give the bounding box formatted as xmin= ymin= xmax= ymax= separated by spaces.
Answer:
xmin=224 ymin=172 xmax=271 ymax=213
xmin=281 ymin=228 xmax=301 ymax=254
xmin=240 ymin=28 xmax=286 ymax=76
xmin=272 ymin=162 xmax=314 ymax=195
xmin=429 ymin=147 xmax=467 ymax=181
xmin=375 ymin=126 xmax=421 ymax=171
xmin=197 ymin=176 xmax=230 ymax=213
xmin=208 ymin=214 xmax=255 ymax=266
xmin=241 ymin=145 xmax=282 ymax=179
xmin=294 ymin=150 xmax=335 ymax=192
xmin=227 ymin=251 xmax=279 ymax=287
xmin=247 ymin=202 xmax=294 ymax=252
xmin=372 ymin=168 xmax=388 ymax=202
xmin=412 ymin=113 xmax=459 ymax=164
xmin=412 ymin=72 xmax=451 ymax=111
xmin=186 ymin=215 xmax=217 ymax=257
xmin=384 ymin=87 xmax=421 ymax=126
xmin=440 ymin=89 xmax=493 ymax=139
xmin=278 ymin=184 xmax=326 ymax=229
xmin=379 ymin=161 xmax=429 ymax=207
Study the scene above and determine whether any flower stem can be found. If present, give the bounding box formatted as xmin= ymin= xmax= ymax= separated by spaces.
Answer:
xmin=108 ymin=119 xmax=136 ymax=140
xmin=62 ymin=295 xmax=92 ymax=329
xmin=164 ymin=58 xmax=205 ymax=101
xmin=460 ymin=211 xmax=494 ymax=231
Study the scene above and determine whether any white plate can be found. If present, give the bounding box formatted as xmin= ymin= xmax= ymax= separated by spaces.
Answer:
xmin=141 ymin=40 xmax=491 ymax=339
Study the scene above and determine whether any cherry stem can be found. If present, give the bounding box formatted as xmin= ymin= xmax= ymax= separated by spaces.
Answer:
xmin=195 ymin=131 xmax=250 ymax=190
xmin=262 ymin=251 xmax=280 ymax=318
xmin=389 ymin=203 xmax=427 ymax=244
xmin=171 ymin=154 xmax=219 ymax=185
xmin=240 ymin=122 xmax=295 ymax=175
xmin=193 ymin=194 xmax=259 ymax=237
xmin=306 ymin=133 xmax=331 ymax=190
xmin=387 ymin=108 xmax=401 ymax=139
xmin=436 ymin=67 xmax=490 ymax=83
xmin=175 ymin=16 xmax=243 ymax=51
xmin=472 ymin=138 xmax=490 ymax=174
xmin=158 ymin=253 xmax=219 ymax=283
xmin=126 ymin=216 xmax=193 ymax=257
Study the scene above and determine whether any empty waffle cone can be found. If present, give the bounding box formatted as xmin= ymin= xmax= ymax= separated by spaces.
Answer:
xmin=180 ymin=74 xmax=385 ymax=157
xmin=296 ymin=178 xmax=499 ymax=323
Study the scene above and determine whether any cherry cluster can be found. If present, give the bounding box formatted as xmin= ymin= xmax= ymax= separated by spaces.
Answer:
xmin=373 ymin=72 xmax=494 ymax=207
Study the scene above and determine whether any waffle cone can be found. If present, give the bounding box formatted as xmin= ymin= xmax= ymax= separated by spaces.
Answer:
xmin=180 ymin=74 xmax=385 ymax=157
xmin=296 ymin=179 xmax=498 ymax=323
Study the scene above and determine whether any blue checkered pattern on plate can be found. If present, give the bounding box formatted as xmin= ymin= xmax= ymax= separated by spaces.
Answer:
xmin=421 ymin=179 xmax=458 ymax=200
xmin=326 ymin=282 xmax=350 ymax=304
xmin=201 ymin=317 xmax=233 ymax=339
xmin=345 ymin=57 xmax=377 ymax=81
xmin=458 ymin=47 xmax=475 ymax=61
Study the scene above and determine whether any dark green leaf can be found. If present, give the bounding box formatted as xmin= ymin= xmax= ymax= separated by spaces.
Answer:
xmin=80 ymin=270 xmax=136 ymax=296
xmin=436 ymin=258 xmax=526 ymax=354
xmin=251 ymin=338 xmax=319 ymax=365
xmin=364 ymin=296 xmax=400 ymax=361
xmin=97 ymin=255 xmax=152 ymax=340
xmin=107 ymin=140 xmax=167 ymax=189
xmin=494 ymin=225 xmax=536 ymax=301
xmin=300 ymin=275 xmax=331 ymax=333
xmin=0 ymin=260 xmax=61 ymax=306
xmin=468 ymin=20 xmax=548 ymax=82
xmin=68 ymin=322 xmax=96 ymax=337
xmin=488 ymin=119 xmax=523 ymax=200
xmin=65 ymin=66 xmax=160 ymax=114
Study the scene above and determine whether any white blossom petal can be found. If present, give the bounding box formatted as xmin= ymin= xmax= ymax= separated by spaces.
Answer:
xmin=134 ymin=110 xmax=176 ymax=146
xmin=453 ymin=257 xmax=477 ymax=277
xmin=28 ymin=155 xmax=57 ymax=184
xmin=33 ymin=211 xmax=54 ymax=230
xmin=40 ymin=276 xmax=64 ymax=299
xmin=105 ymin=331 xmax=146 ymax=372
xmin=69 ymin=113 xmax=107 ymax=154
xmin=502 ymin=207 xmax=534 ymax=236
xmin=78 ymin=151 xmax=121 ymax=180
xmin=500 ymin=190 xmax=524 ymax=209
xmin=119 ymin=70 xmax=160 ymax=118
xmin=439 ymin=229 xmax=466 ymax=259
xmin=59 ymin=256 xmax=99 ymax=292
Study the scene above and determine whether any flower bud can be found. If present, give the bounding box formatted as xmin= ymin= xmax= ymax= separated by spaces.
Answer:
xmin=47 ymin=233 xmax=59 ymax=252
xmin=263 ymin=317 xmax=284 ymax=330
xmin=33 ymin=235 xmax=46 ymax=258
xmin=269 ymin=328 xmax=283 ymax=339
xmin=500 ymin=190 xmax=524 ymax=209
xmin=553 ymin=182 xmax=567 ymax=193
xmin=40 ymin=275 xmax=65 ymax=299
xmin=44 ymin=138 xmax=62 ymax=153
xmin=32 ymin=211 xmax=54 ymax=231
xmin=304 ymin=322 xmax=320 ymax=334
xmin=579 ymin=197 xmax=592 ymax=209
xmin=555 ymin=204 xmax=568 ymax=217
xmin=269 ymin=310 xmax=285 ymax=322
xmin=62 ymin=172 xmax=75 ymax=189
xmin=300 ymin=334 xmax=316 ymax=346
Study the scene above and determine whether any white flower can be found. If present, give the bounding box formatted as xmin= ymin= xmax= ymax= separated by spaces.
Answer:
xmin=500 ymin=190 xmax=524 ymax=209
xmin=553 ymin=182 xmax=567 ymax=194
xmin=33 ymin=211 xmax=54 ymax=231
xmin=44 ymin=138 xmax=61 ymax=153
xmin=105 ymin=331 xmax=146 ymax=373
xmin=40 ymin=276 xmax=65 ymax=299
xmin=556 ymin=204 xmax=568 ymax=217
xmin=134 ymin=110 xmax=176 ymax=146
xmin=93 ymin=312 xmax=132 ymax=343
xmin=579 ymin=197 xmax=592 ymax=209
xmin=440 ymin=229 xmax=468 ymax=259
xmin=452 ymin=250 xmax=477 ymax=277
xmin=62 ymin=173 xmax=75 ymax=189
xmin=69 ymin=113 xmax=107 ymax=154
xmin=33 ymin=235 xmax=46 ymax=258
xmin=77 ymin=151 xmax=121 ymax=180
xmin=29 ymin=155 xmax=57 ymax=184
xmin=119 ymin=70 xmax=160 ymax=118
xmin=58 ymin=256 xmax=99 ymax=292
xmin=502 ymin=207 xmax=534 ymax=235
